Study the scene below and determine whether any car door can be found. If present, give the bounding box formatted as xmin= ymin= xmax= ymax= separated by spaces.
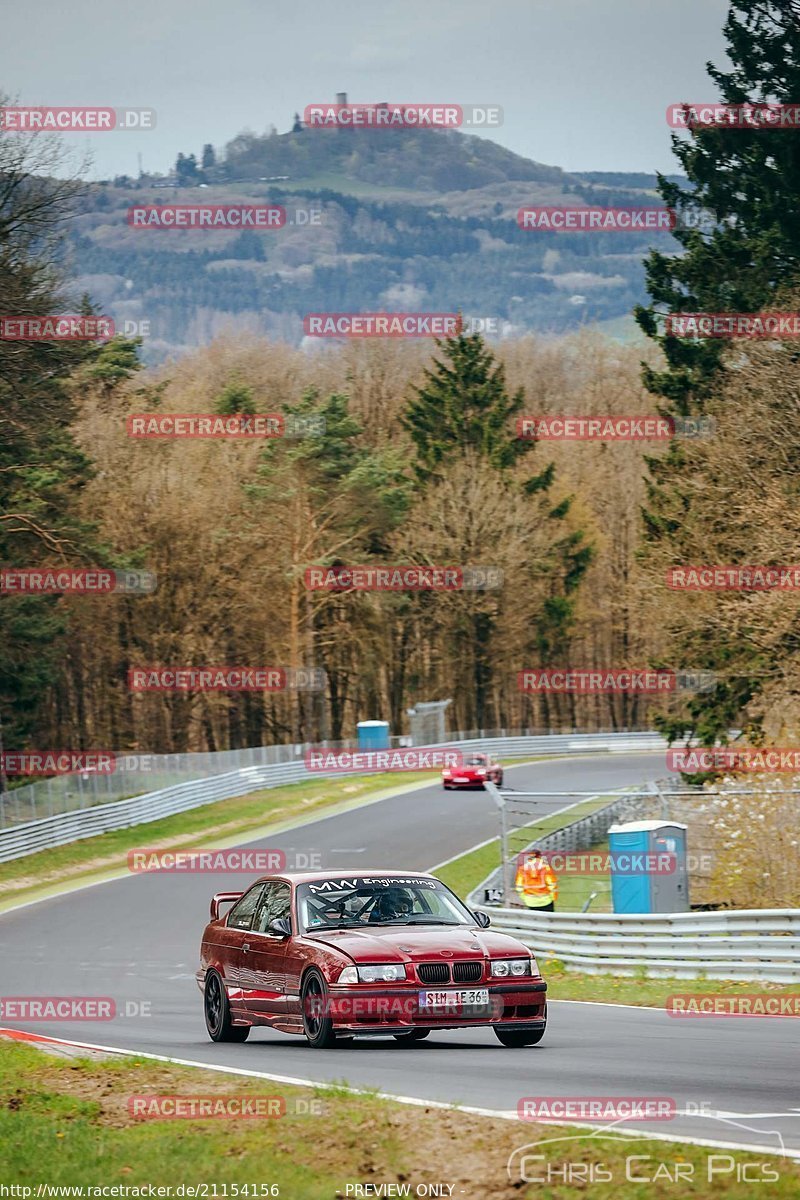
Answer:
xmin=214 ymin=883 xmax=265 ymax=1017
xmin=240 ymin=881 xmax=292 ymax=1019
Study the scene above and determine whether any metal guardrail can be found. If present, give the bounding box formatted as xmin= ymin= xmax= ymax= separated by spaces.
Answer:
xmin=469 ymin=785 xmax=654 ymax=907
xmin=0 ymin=730 xmax=670 ymax=863
xmin=476 ymin=905 xmax=800 ymax=984
xmin=0 ymin=727 xmax=663 ymax=830
xmin=0 ymin=761 xmax=313 ymax=863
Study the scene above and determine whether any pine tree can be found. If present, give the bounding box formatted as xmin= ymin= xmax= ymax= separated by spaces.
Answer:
xmin=636 ymin=1 xmax=800 ymax=417
xmin=215 ymin=381 xmax=256 ymax=415
xmin=400 ymin=331 xmax=592 ymax=728
xmin=0 ymin=127 xmax=101 ymax=751
xmin=635 ymin=1 xmax=800 ymax=745
xmin=401 ymin=330 xmax=549 ymax=489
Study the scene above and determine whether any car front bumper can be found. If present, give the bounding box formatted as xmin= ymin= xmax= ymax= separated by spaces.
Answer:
xmin=324 ymin=979 xmax=547 ymax=1032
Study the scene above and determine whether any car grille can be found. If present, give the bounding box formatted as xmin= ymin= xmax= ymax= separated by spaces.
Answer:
xmin=416 ymin=961 xmax=484 ymax=984
xmin=453 ymin=961 xmax=483 ymax=983
xmin=417 ymin=962 xmax=450 ymax=984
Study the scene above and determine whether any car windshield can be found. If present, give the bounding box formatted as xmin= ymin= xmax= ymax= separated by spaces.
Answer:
xmin=296 ymin=876 xmax=476 ymax=932
xmin=464 ymin=755 xmax=487 ymax=766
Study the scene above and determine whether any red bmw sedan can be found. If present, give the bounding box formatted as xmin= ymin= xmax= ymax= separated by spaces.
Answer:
xmin=197 ymin=870 xmax=546 ymax=1048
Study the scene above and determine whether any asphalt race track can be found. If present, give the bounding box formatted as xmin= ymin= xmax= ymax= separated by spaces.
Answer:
xmin=2 ymin=752 xmax=799 ymax=1159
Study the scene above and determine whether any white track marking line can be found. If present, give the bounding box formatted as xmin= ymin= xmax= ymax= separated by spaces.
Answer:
xmin=549 ymin=998 xmax=671 ymax=1011
xmin=2 ymin=1027 xmax=798 ymax=1159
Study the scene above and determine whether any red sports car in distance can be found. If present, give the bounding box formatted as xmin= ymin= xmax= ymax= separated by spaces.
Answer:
xmin=197 ymin=870 xmax=546 ymax=1048
xmin=442 ymin=751 xmax=504 ymax=789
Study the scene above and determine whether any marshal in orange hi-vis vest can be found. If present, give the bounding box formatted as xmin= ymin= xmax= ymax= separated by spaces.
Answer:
xmin=515 ymin=852 xmax=559 ymax=908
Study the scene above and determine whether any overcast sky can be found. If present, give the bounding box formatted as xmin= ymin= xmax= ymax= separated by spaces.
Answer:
xmin=1 ymin=0 xmax=731 ymax=179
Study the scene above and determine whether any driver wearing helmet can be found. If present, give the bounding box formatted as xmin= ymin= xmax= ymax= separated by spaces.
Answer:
xmin=369 ymin=887 xmax=414 ymax=923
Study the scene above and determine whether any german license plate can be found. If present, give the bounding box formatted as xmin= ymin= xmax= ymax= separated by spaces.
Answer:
xmin=419 ymin=988 xmax=489 ymax=1008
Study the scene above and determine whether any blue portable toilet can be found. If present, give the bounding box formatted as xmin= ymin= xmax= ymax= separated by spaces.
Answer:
xmin=607 ymin=820 xmax=689 ymax=914
xmin=356 ymin=720 xmax=390 ymax=750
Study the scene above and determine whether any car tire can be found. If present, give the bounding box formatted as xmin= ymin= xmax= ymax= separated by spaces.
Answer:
xmin=493 ymin=1026 xmax=545 ymax=1048
xmin=393 ymin=1028 xmax=431 ymax=1042
xmin=204 ymin=970 xmax=250 ymax=1043
xmin=301 ymin=969 xmax=337 ymax=1048
xmin=496 ymin=773 xmax=504 ymax=786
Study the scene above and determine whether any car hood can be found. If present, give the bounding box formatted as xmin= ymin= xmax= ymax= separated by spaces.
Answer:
xmin=304 ymin=924 xmax=534 ymax=965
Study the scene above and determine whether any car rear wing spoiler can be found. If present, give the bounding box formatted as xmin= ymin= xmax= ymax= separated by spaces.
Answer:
xmin=210 ymin=891 xmax=242 ymax=920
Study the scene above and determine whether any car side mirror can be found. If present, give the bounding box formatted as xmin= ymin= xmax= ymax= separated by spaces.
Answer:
xmin=268 ymin=917 xmax=291 ymax=938
xmin=473 ymin=910 xmax=491 ymax=928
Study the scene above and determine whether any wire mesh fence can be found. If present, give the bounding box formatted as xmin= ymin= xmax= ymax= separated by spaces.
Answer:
xmin=477 ymin=781 xmax=800 ymax=912
xmin=0 ymin=725 xmax=655 ymax=830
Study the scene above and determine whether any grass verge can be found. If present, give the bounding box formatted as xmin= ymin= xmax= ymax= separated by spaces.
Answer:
xmin=544 ymin=962 xmax=800 ymax=1007
xmin=1 ymin=1038 xmax=797 ymax=1199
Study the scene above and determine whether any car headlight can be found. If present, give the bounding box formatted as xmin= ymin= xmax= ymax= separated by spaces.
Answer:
xmin=491 ymin=958 xmax=533 ymax=978
xmin=357 ymin=963 xmax=407 ymax=983
xmin=338 ymin=966 xmax=358 ymax=984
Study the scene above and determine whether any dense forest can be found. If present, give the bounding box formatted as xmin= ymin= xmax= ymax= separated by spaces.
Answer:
xmin=4 ymin=1 xmax=800 ymax=767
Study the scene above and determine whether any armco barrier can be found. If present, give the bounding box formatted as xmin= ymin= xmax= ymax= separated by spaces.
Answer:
xmin=0 ymin=731 xmax=670 ymax=862
xmin=0 ymin=761 xmax=312 ymax=864
xmin=469 ymin=785 xmax=654 ymax=908
xmin=477 ymin=905 xmax=800 ymax=984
